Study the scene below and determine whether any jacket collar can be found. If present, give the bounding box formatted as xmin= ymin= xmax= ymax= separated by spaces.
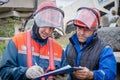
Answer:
xmin=70 ymin=33 xmax=97 ymax=46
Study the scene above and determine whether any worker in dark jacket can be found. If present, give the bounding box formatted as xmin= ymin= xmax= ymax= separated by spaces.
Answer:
xmin=61 ymin=7 xmax=117 ymax=80
xmin=0 ymin=1 xmax=66 ymax=80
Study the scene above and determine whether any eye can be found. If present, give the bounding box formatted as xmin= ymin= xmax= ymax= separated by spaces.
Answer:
xmin=50 ymin=27 xmax=55 ymax=30
xmin=77 ymin=26 xmax=90 ymax=31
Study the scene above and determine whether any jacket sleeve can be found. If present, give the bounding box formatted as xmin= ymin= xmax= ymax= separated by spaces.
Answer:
xmin=93 ymin=46 xmax=117 ymax=80
xmin=0 ymin=40 xmax=29 ymax=80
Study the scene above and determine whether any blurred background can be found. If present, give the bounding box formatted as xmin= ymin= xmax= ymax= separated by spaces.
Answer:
xmin=0 ymin=0 xmax=120 ymax=79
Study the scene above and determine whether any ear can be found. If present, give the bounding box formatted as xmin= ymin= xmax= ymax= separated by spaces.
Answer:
xmin=93 ymin=30 xmax=97 ymax=34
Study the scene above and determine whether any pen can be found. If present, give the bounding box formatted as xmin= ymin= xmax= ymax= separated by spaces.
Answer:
xmin=32 ymin=58 xmax=38 ymax=66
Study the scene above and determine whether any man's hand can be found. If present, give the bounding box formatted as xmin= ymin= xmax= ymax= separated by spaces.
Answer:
xmin=26 ymin=65 xmax=44 ymax=79
xmin=73 ymin=67 xmax=94 ymax=80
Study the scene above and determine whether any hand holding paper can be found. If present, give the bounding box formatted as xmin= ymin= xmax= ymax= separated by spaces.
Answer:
xmin=36 ymin=65 xmax=83 ymax=79
xmin=26 ymin=65 xmax=44 ymax=79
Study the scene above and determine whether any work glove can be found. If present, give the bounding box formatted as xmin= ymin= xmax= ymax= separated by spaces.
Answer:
xmin=53 ymin=74 xmax=68 ymax=80
xmin=26 ymin=65 xmax=44 ymax=79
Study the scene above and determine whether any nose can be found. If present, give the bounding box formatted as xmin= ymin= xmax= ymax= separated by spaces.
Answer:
xmin=79 ymin=28 xmax=85 ymax=34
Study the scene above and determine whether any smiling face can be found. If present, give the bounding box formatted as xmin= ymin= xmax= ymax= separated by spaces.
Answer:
xmin=38 ymin=27 xmax=54 ymax=39
xmin=76 ymin=26 xmax=96 ymax=43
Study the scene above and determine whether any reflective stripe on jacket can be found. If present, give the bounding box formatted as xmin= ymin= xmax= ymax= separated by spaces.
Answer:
xmin=0 ymin=31 xmax=63 ymax=80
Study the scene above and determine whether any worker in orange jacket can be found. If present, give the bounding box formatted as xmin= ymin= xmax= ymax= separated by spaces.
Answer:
xmin=0 ymin=1 xmax=67 ymax=80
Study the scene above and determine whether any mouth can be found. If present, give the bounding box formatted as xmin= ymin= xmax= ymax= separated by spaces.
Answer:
xmin=41 ymin=33 xmax=48 ymax=39
xmin=78 ymin=36 xmax=86 ymax=41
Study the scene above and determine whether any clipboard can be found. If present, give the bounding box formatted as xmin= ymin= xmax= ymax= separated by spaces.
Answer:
xmin=37 ymin=65 xmax=83 ymax=78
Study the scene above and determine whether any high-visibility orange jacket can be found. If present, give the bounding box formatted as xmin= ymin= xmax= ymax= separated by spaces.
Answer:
xmin=0 ymin=30 xmax=63 ymax=80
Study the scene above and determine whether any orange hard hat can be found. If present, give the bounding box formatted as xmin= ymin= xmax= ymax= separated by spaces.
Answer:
xmin=74 ymin=7 xmax=101 ymax=30
xmin=34 ymin=1 xmax=57 ymax=14
xmin=34 ymin=1 xmax=64 ymax=32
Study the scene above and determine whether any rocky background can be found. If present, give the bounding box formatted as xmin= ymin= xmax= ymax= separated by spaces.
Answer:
xmin=98 ymin=27 xmax=120 ymax=51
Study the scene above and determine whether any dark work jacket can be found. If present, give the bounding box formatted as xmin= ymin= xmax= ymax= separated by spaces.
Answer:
xmin=66 ymin=35 xmax=107 ymax=80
